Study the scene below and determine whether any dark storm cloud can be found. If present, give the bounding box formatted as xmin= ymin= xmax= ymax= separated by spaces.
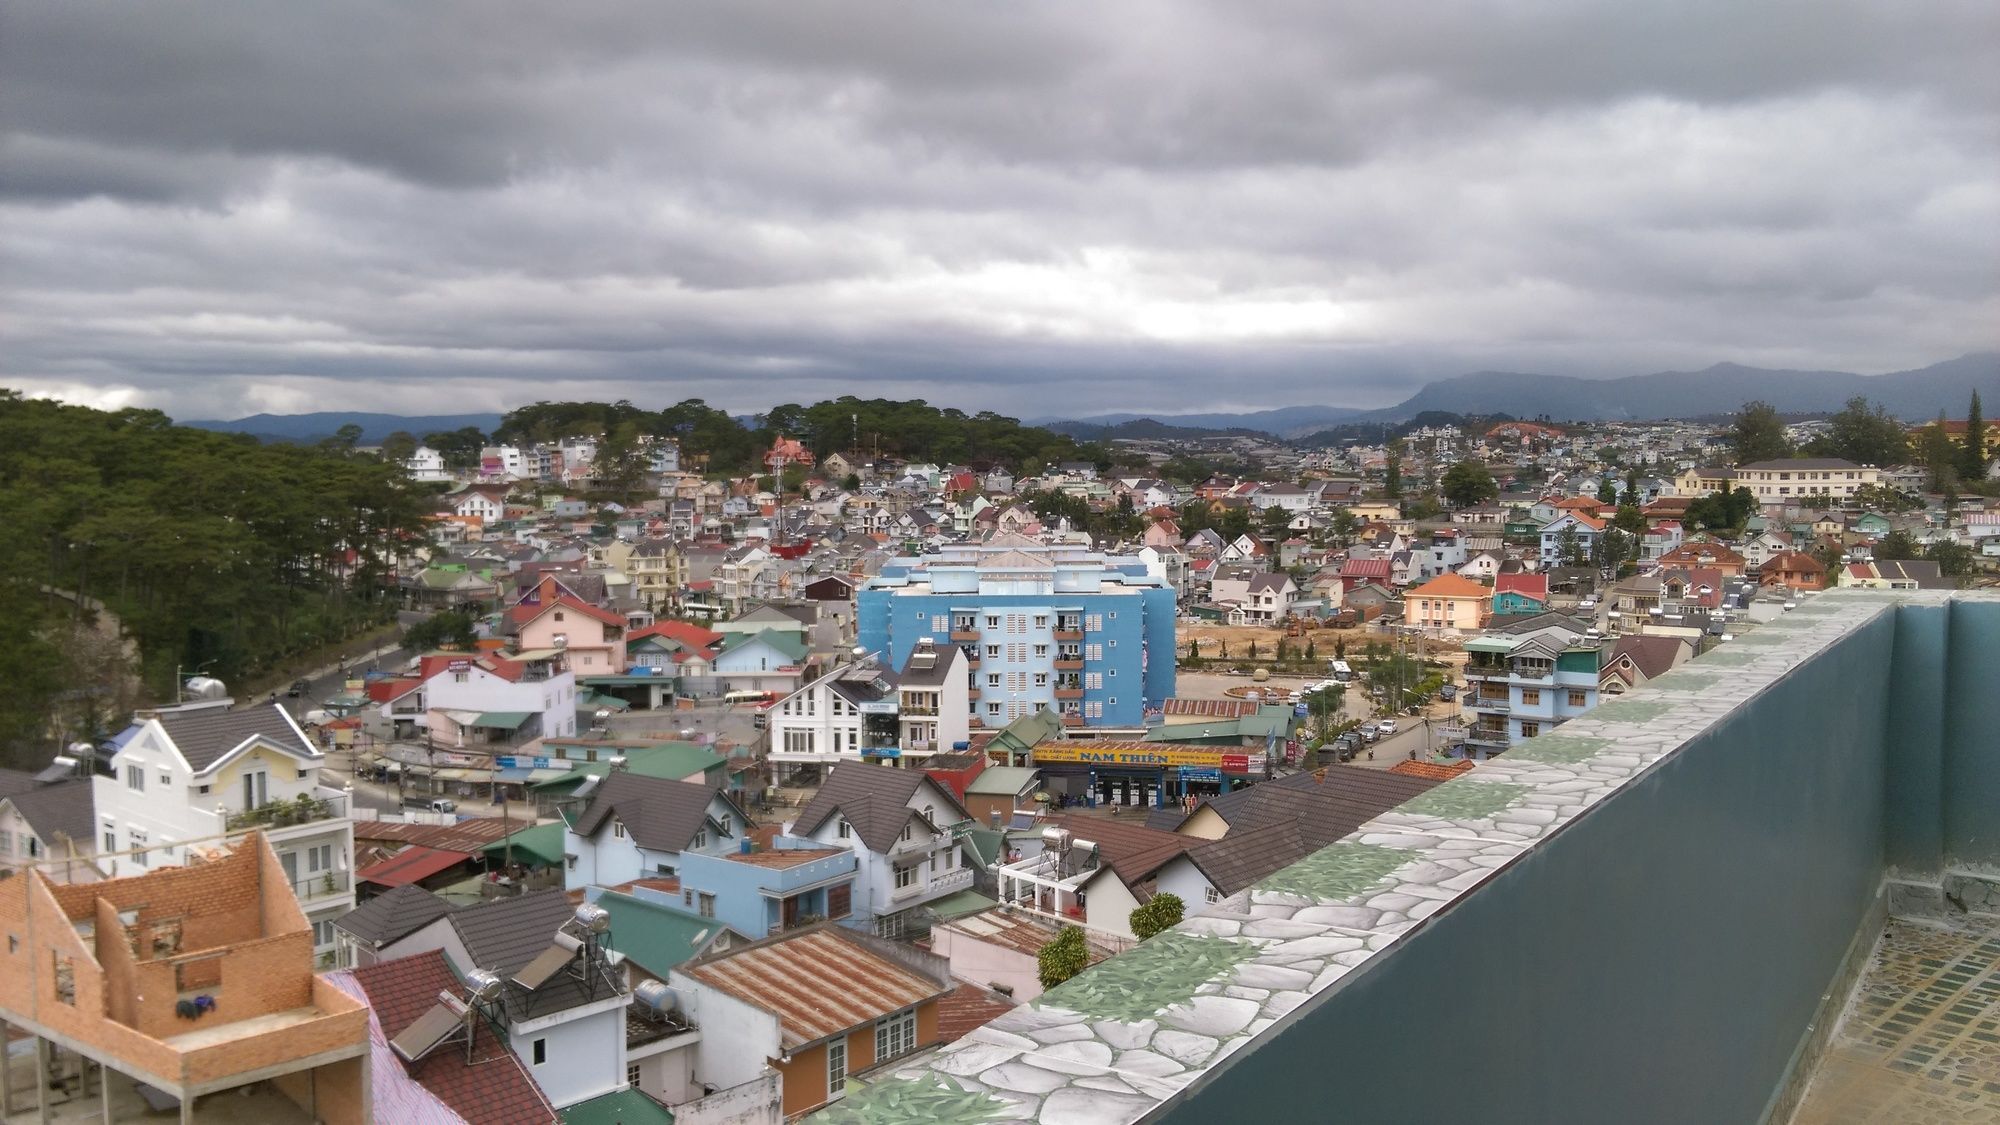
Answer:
xmin=1 ymin=1 xmax=1995 ymax=420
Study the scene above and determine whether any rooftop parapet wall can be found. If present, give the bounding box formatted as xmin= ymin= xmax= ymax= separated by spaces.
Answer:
xmin=815 ymin=590 xmax=2000 ymax=1125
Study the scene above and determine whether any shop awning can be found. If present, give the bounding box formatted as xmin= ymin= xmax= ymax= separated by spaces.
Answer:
xmin=472 ymin=711 xmax=533 ymax=730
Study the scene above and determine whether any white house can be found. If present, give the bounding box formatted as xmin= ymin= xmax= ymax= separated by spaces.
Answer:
xmin=453 ymin=487 xmax=508 ymax=522
xmin=785 ymin=763 xmax=974 ymax=940
xmin=0 ymin=779 xmax=97 ymax=883
xmin=94 ymin=699 xmax=356 ymax=960
xmin=564 ymin=771 xmax=752 ymax=890
xmin=404 ymin=445 xmax=454 ymax=483
xmin=767 ymin=646 xmax=969 ymax=782
xmin=417 ymin=649 xmax=580 ymax=745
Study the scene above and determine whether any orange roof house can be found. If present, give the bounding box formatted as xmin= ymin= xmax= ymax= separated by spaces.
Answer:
xmin=1403 ymin=574 xmax=1493 ymax=633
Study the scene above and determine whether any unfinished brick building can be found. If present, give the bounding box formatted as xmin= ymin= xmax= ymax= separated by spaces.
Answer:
xmin=0 ymin=832 xmax=371 ymax=1123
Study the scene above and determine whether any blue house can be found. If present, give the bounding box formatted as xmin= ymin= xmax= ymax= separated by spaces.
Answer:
xmin=637 ymin=836 xmax=859 ymax=941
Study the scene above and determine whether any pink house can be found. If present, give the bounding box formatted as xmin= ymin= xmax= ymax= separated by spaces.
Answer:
xmin=508 ymin=575 xmax=628 ymax=673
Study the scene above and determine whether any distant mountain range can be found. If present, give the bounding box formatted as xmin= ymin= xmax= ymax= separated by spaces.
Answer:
xmin=182 ymin=411 xmax=505 ymax=444
xmin=179 ymin=353 xmax=1998 ymax=446
xmin=1041 ymin=353 xmax=2000 ymax=438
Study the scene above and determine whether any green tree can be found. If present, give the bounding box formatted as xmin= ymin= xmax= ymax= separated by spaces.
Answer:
xmin=1920 ymin=413 xmax=1959 ymax=494
xmin=1260 ymin=505 xmax=1293 ymax=539
xmin=1037 ymin=925 xmax=1090 ymax=989
xmin=379 ymin=431 xmax=419 ymax=464
xmin=1595 ymin=478 xmax=1618 ymax=505
xmin=1621 ymin=466 xmax=1640 ymax=506
xmin=425 ymin=426 xmax=487 ymax=470
xmin=1962 ymin=392 xmax=1987 ymax=482
xmin=403 ymin=611 xmax=478 ymax=652
xmin=1130 ymin=893 xmax=1186 ymax=940
xmin=1613 ymin=504 xmax=1647 ymax=535
xmin=1384 ymin=441 xmax=1403 ymax=499
xmin=1556 ymin=524 xmax=1585 ymax=567
xmin=1731 ymin=401 xmax=1791 ymax=466
xmin=841 ymin=472 xmax=862 ymax=491
xmin=1439 ymin=460 xmax=1498 ymax=509
xmin=1927 ymin=540 xmax=1974 ymax=580
xmin=1816 ymin=397 xmax=1909 ymax=468
xmin=1187 ymin=639 xmax=1200 ymax=660
xmin=1874 ymin=530 xmax=1922 ymax=561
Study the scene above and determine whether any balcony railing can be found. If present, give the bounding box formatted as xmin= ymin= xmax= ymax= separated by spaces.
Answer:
xmin=1053 ymin=629 xmax=1085 ymax=642
xmin=950 ymin=629 xmax=980 ymax=642
xmin=1054 ymin=658 xmax=1084 ymax=671
xmin=1471 ymin=697 xmax=1511 ymax=712
xmin=293 ymin=869 xmax=352 ymax=903
xmin=1054 ymin=688 xmax=1084 ymax=700
xmin=227 ymin=792 xmax=348 ymax=832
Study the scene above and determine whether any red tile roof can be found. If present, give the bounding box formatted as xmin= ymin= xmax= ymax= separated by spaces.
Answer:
xmin=347 ymin=951 xmax=557 ymax=1125
xmin=358 ymin=845 xmax=475 ymax=888
xmin=1389 ymin=760 xmax=1476 ymax=782
xmin=935 ymin=983 xmax=1018 ymax=1043
xmin=627 ymin=621 xmax=724 ymax=649
xmin=1405 ymin=574 xmax=1490 ymax=599
xmin=1492 ymin=573 xmax=1547 ymax=599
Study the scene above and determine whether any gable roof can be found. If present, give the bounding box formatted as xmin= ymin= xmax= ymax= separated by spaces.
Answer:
xmin=332 ymin=884 xmax=454 ymax=949
xmin=572 ymin=772 xmax=739 ymax=854
xmin=1493 ymin=573 xmax=1548 ymax=599
xmin=339 ymin=952 xmax=557 ymax=1125
xmin=153 ymin=702 xmax=317 ymax=773
xmin=1036 ymin=813 xmax=1194 ymax=887
xmin=681 ymin=925 xmax=952 ymax=1048
xmin=714 ymin=629 xmax=809 ymax=662
xmin=1187 ymin=765 xmax=1442 ymax=850
xmin=358 ymin=845 xmax=474 ymax=889
xmin=593 ymin=891 xmax=740 ymax=977
xmin=791 ymin=762 xmax=970 ymax=853
xmin=1 ymin=780 xmax=94 ymax=848
xmin=1608 ymin=635 xmax=1689 ymax=680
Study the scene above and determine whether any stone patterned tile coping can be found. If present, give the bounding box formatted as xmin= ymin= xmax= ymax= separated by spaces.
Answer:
xmin=818 ymin=592 xmax=1926 ymax=1125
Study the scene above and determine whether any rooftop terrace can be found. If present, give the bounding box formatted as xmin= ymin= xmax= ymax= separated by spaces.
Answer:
xmin=814 ymin=589 xmax=2000 ymax=1124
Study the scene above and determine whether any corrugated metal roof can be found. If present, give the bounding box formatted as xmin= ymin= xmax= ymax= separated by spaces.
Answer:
xmin=358 ymin=846 xmax=474 ymax=888
xmin=682 ymin=927 xmax=949 ymax=1047
xmin=1162 ymin=699 xmax=1262 ymax=719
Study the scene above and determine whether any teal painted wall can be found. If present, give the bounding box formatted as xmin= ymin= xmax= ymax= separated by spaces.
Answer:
xmin=1164 ymin=610 xmax=1899 ymax=1125
xmin=1944 ymin=600 xmax=2000 ymax=869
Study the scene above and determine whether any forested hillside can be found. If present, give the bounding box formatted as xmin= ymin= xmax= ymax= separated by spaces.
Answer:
xmin=0 ymin=391 xmax=430 ymax=761
xmin=497 ymin=396 xmax=1111 ymax=477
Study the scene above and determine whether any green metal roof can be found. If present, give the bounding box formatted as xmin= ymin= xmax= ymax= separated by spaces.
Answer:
xmin=987 ymin=707 xmax=1065 ymax=754
xmin=1141 ymin=721 xmax=1242 ymax=744
xmin=716 ymin=628 xmax=809 ymax=661
xmin=559 ymin=1087 xmax=674 ymax=1125
xmin=597 ymin=891 xmax=736 ymax=977
xmin=472 ymin=711 xmax=533 ymax=730
xmin=960 ymin=825 xmax=1006 ymax=868
xmin=964 ymin=766 xmax=1042 ymax=796
xmin=480 ymin=822 xmax=566 ymax=868
xmin=924 ymin=890 xmax=998 ymax=921
xmin=527 ymin=743 xmax=726 ymax=791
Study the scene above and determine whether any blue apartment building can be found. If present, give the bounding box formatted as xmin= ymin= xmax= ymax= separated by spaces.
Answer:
xmin=857 ymin=540 xmax=1176 ymax=729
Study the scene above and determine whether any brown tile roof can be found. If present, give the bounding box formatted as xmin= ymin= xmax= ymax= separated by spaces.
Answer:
xmin=933 ymin=909 xmax=1124 ymax=963
xmin=682 ymin=926 xmax=952 ymax=1048
xmin=345 ymin=951 xmax=558 ymax=1125
xmin=573 ymin=772 xmax=734 ymax=853
xmin=1184 ymin=820 xmax=1309 ymax=896
xmin=1038 ymin=813 xmax=1194 ymax=885
xmin=791 ymin=761 xmax=970 ymax=853
xmin=1388 ymin=760 xmax=1476 ymax=782
xmin=935 ymin=983 xmax=1019 ymax=1043
xmin=1192 ymin=765 xmax=1442 ymax=851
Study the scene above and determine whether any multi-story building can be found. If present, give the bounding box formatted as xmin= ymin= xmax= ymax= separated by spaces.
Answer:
xmin=1460 ymin=616 xmax=1605 ymax=754
xmin=785 ymin=762 xmax=975 ymax=940
xmin=1672 ymin=458 xmax=1882 ymax=503
xmin=857 ymin=537 xmax=1176 ymax=730
xmin=416 ymin=648 xmax=580 ymax=745
xmin=626 ymin=539 xmax=687 ymax=610
xmin=766 ymin=643 xmax=970 ymax=782
xmin=94 ymin=699 xmax=357 ymax=962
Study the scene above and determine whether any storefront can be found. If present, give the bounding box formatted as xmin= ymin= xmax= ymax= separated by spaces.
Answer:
xmin=1027 ymin=741 xmax=1255 ymax=810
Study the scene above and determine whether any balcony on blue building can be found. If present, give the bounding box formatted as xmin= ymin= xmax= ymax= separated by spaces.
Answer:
xmin=817 ymin=590 xmax=2000 ymax=1124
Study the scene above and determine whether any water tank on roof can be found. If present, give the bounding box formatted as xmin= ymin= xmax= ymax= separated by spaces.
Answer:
xmin=465 ymin=968 xmax=504 ymax=1001
xmin=572 ymin=903 xmax=611 ymax=934
xmin=633 ymin=979 xmax=680 ymax=1020
xmin=183 ymin=677 xmax=228 ymax=701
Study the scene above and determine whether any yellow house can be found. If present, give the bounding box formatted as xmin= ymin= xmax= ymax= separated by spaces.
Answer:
xmin=1345 ymin=501 xmax=1403 ymax=523
xmin=1403 ymin=574 xmax=1492 ymax=633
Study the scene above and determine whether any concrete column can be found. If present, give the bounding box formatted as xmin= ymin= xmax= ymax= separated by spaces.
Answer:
xmin=1 ymin=1018 xmax=13 ymax=1117
xmin=100 ymin=1060 xmax=112 ymax=1123
xmin=181 ymin=1091 xmax=195 ymax=1125
xmin=34 ymin=1036 xmax=50 ymax=1125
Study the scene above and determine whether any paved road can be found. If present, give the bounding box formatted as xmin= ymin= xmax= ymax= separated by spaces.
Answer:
xmin=265 ymin=610 xmax=428 ymax=717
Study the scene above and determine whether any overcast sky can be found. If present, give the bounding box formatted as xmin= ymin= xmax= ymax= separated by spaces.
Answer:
xmin=3 ymin=2 xmax=1996 ymax=422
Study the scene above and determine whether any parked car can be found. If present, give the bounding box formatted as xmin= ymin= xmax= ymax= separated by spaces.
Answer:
xmin=1358 ymin=723 xmax=1381 ymax=742
xmin=402 ymin=797 xmax=456 ymax=813
xmin=1378 ymin=719 xmax=1400 ymax=734
xmin=1438 ymin=683 xmax=1457 ymax=701
xmin=1578 ymin=597 xmax=1598 ymax=610
xmin=286 ymin=678 xmax=311 ymax=697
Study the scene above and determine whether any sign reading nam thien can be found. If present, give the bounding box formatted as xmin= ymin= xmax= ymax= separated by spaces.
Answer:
xmin=1031 ymin=743 xmax=1237 ymax=769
